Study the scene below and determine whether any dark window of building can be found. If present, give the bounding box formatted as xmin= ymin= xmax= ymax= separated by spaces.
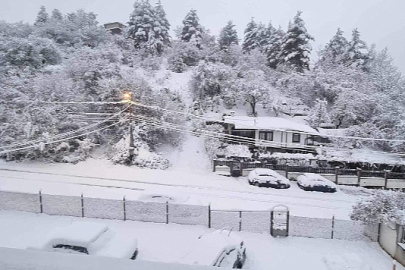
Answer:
xmin=259 ymin=131 xmax=273 ymax=141
xmin=307 ymin=136 xmax=316 ymax=145
xmin=292 ymin=133 xmax=301 ymax=143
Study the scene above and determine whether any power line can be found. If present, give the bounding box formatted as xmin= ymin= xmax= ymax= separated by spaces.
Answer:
xmin=0 ymin=119 xmax=128 ymax=155
xmin=0 ymin=105 xmax=130 ymax=150
xmin=130 ymin=101 xmax=405 ymax=143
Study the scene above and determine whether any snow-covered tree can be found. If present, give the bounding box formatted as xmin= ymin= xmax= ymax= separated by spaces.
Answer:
xmin=51 ymin=9 xmax=63 ymax=21
xmin=34 ymin=6 xmax=49 ymax=25
xmin=167 ymin=40 xmax=201 ymax=72
xmin=278 ymin=11 xmax=314 ymax=72
xmin=307 ymin=98 xmax=332 ymax=128
xmin=218 ymin=21 xmax=239 ymax=50
xmin=238 ymin=70 xmax=270 ymax=116
xmin=345 ymin=28 xmax=369 ymax=69
xmin=154 ymin=0 xmax=171 ymax=53
xmin=180 ymin=9 xmax=204 ymax=49
xmin=128 ymin=0 xmax=158 ymax=51
xmin=351 ymin=190 xmax=405 ymax=224
xmin=320 ymin=28 xmax=349 ymax=63
xmin=242 ymin=18 xmax=259 ymax=53
xmin=266 ymin=26 xmax=285 ymax=69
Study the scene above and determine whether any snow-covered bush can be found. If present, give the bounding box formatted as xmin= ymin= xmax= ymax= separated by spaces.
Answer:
xmin=350 ymin=190 xmax=405 ymax=224
xmin=224 ymin=144 xmax=252 ymax=158
xmin=204 ymin=124 xmax=226 ymax=159
xmin=166 ymin=41 xmax=201 ymax=71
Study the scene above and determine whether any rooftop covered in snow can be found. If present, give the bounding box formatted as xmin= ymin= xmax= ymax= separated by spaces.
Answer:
xmin=223 ymin=116 xmax=318 ymax=134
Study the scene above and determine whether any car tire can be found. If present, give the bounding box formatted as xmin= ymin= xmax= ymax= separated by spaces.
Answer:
xmin=279 ymin=184 xmax=287 ymax=189
xmin=254 ymin=182 xmax=260 ymax=187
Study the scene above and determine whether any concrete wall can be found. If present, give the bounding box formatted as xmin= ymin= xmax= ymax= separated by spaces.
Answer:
xmin=379 ymin=222 xmax=398 ymax=257
xmin=395 ymin=226 xmax=405 ymax=266
xmin=360 ymin=177 xmax=385 ymax=187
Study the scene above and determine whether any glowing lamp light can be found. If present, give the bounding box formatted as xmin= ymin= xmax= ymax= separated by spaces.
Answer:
xmin=122 ymin=91 xmax=132 ymax=102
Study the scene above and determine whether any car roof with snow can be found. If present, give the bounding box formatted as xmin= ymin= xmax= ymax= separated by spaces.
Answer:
xmin=181 ymin=230 xmax=243 ymax=266
xmin=39 ymin=222 xmax=108 ymax=249
xmin=299 ymin=173 xmax=337 ymax=186
xmin=252 ymin=168 xmax=283 ymax=178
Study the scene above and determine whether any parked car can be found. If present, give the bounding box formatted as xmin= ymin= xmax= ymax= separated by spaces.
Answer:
xmin=297 ymin=173 xmax=337 ymax=193
xmin=248 ymin=168 xmax=290 ymax=189
xmin=181 ymin=229 xmax=246 ymax=268
xmin=29 ymin=222 xmax=138 ymax=260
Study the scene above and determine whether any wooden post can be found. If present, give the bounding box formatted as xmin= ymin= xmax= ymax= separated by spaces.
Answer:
xmin=213 ymin=160 xmax=216 ymax=172
xmin=286 ymin=211 xmax=290 ymax=237
xmin=335 ymin=166 xmax=339 ymax=184
xmin=331 ymin=216 xmax=335 ymax=239
xmin=270 ymin=211 xmax=273 ymax=236
xmin=239 ymin=211 xmax=242 ymax=231
xmin=392 ymin=260 xmax=397 ymax=270
xmin=208 ymin=204 xmax=211 ymax=228
xmin=384 ymin=170 xmax=389 ymax=190
xmin=39 ymin=190 xmax=43 ymax=214
xmin=123 ymin=196 xmax=126 ymax=221
xmin=285 ymin=164 xmax=289 ymax=179
xmin=166 ymin=201 xmax=169 ymax=224
xmin=357 ymin=168 xmax=362 ymax=186
xmin=81 ymin=194 xmax=84 ymax=218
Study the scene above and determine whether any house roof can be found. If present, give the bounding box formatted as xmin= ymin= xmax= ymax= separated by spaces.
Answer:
xmin=223 ymin=116 xmax=318 ymax=134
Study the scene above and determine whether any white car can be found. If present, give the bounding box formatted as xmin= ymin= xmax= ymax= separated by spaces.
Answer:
xmin=181 ymin=229 xmax=246 ymax=268
xmin=248 ymin=168 xmax=290 ymax=189
xmin=29 ymin=222 xmax=138 ymax=260
xmin=297 ymin=173 xmax=337 ymax=193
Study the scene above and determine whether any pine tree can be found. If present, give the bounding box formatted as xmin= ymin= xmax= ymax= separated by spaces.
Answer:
xmin=320 ymin=28 xmax=349 ymax=63
xmin=218 ymin=21 xmax=238 ymax=50
xmin=154 ymin=0 xmax=171 ymax=53
xmin=242 ymin=18 xmax=259 ymax=53
xmin=34 ymin=6 xmax=49 ymax=25
xmin=51 ymin=9 xmax=64 ymax=21
xmin=256 ymin=22 xmax=271 ymax=52
xmin=266 ymin=26 xmax=285 ymax=69
xmin=263 ymin=21 xmax=276 ymax=52
xmin=346 ymin=28 xmax=369 ymax=69
xmin=181 ymin=9 xmax=204 ymax=49
xmin=127 ymin=0 xmax=157 ymax=51
xmin=279 ymin=11 xmax=314 ymax=72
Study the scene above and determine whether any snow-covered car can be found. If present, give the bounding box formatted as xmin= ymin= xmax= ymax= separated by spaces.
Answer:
xmin=137 ymin=189 xmax=202 ymax=205
xmin=297 ymin=173 xmax=337 ymax=193
xmin=181 ymin=229 xmax=246 ymax=268
xmin=29 ymin=222 xmax=138 ymax=260
xmin=248 ymin=168 xmax=290 ymax=189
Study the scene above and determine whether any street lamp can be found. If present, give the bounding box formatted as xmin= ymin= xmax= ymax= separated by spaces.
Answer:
xmin=122 ymin=91 xmax=132 ymax=103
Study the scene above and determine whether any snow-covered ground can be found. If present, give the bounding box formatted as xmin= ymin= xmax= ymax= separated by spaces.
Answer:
xmin=0 ymin=211 xmax=398 ymax=270
xmin=0 ymin=159 xmax=360 ymax=219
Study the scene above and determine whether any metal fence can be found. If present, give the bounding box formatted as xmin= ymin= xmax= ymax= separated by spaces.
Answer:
xmin=0 ymin=190 xmax=379 ymax=242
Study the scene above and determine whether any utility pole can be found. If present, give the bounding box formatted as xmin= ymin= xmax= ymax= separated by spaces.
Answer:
xmin=123 ymin=91 xmax=134 ymax=165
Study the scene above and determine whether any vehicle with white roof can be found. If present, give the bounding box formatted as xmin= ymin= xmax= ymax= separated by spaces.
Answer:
xmin=181 ymin=229 xmax=246 ymax=268
xmin=248 ymin=168 xmax=290 ymax=189
xmin=29 ymin=222 xmax=138 ymax=260
xmin=297 ymin=173 xmax=337 ymax=193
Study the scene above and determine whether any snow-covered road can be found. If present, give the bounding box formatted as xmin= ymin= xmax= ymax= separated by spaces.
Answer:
xmin=0 ymin=159 xmax=359 ymax=219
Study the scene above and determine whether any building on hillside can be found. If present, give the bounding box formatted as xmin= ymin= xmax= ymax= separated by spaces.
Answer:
xmin=104 ymin=22 xmax=125 ymax=34
xmin=222 ymin=116 xmax=322 ymax=154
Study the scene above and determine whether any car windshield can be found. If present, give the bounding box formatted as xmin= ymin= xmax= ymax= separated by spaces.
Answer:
xmin=53 ymin=244 xmax=88 ymax=254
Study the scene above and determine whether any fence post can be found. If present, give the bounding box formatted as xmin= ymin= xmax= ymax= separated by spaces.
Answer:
xmin=286 ymin=211 xmax=290 ymax=237
xmin=331 ymin=216 xmax=335 ymax=239
xmin=208 ymin=204 xmax=211 ymax=228
xmin=270 ymin=211 xmax=273 ymax=235
xmin=123 ymin=196 xmax=126 ymax=221
xmin=357 ymin=168 xmax=362 ymax=186
xmin=393 ymin=260 xmax=397 ymax=270
xmin=239 ymin=211 xmax=242 ymax=231
xmin=384 ymin=170 xmax=389 ymax=190
xmin=81 ymin=194 xmax=84 ymax=218
xmin=213 ymin=160 xmax=216 ymax=172
xmin=335 ymin=166 xmax=339 ymax=184
xmin=39 ymin=190 xmax=43 ymax=214
xmin=285 ymin=164 xmax=289 ymax=179
xmin=166 ymin=201 xmax=169 ymax=224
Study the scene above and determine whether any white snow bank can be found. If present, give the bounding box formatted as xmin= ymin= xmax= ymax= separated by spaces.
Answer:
xmin=0 ymin=247 xmax=215 ymax=270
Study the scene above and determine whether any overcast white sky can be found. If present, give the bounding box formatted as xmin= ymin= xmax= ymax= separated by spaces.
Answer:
xmin=1 ymin=0 xmax=404 ymax=72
